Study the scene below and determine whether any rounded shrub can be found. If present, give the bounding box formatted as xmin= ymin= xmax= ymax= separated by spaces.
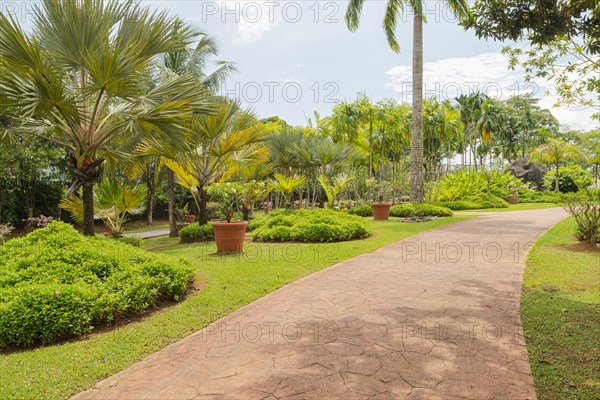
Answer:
xmin=390 ymin=203 xmax=453 ymax=218
xmin=252 ymin=209 xmax=371 ymax=243
xmin=464 ymin=193 xmax=509 ymax=209
xmin=347 ymin=204 xmax=373 ymax=217
xmin=0 ymin=221 xmax=195 ymax=347
xmin=179 ymin=223 xmax=214 ymax=243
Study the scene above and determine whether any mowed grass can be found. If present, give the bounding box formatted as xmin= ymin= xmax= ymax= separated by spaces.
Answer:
xmin=468 ymin=203 xmax=559 ymax=213
xmin=521 ymin=217 xmax=600 ymax=399
xmin=0 ymin=215 xmax=473 ymax=400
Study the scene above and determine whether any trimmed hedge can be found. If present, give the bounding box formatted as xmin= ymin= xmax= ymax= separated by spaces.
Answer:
xmin=252 ymin=209 xmax=371 ymax=242
xmin=347 ymin=204 xmax=373 ymax=217
xmin=179 ymin=223 xmax=214 ymax=243
xmin=0 ymin=222 xmax=195 ymax=347
xmin=390 ymin=203 xmax=453 ymax=217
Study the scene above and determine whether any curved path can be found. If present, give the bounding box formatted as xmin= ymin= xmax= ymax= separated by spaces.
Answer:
xmin=74 ymin=208 xmax=567 ymax=400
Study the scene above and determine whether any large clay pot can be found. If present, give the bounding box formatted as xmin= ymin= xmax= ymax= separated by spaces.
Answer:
xmin=185 ymin=214 xmax=196 ymax=223
xmin=211 ymin=221 xmax=248 ymax=254
xmin=371 ymin=203 xmax=391 ymax=221
xmin=507 ymin=195 xmax=519 ymax=205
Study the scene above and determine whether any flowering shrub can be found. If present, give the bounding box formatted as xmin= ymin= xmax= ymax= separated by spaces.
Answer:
xmin=23 ymin=215 xmax=54 ymax=230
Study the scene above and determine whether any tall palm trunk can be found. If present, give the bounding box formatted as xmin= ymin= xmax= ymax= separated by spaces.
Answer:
xmin=82 ymin=180 xmax=95 ymax=236
xmin=555 ymin=163 xmax=560 ymax=192
xmin=409 ymin=13 xmax=424 ymax=203
xmin=167 ymin=168 xmax=178 ymax=237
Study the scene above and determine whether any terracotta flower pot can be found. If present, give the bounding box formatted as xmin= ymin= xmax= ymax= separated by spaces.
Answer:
xmin=507 ymin=195 xmax=519 ymax=205
xmin=185 ymin=214 xmax=196 ymax=223
xmin=211 ymin=221 xmax=248 ymax=254
xmin=371 ymin=203 xmax=391 ymax=221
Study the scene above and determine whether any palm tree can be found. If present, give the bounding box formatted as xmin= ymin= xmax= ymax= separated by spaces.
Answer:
xmin=530 ymin=138 xmax=586 ymax=192
xmin=138 ymin=32 xmax=235 ymax=236
xmin=269 ymin=174 xmax=306 ymax=207
xmin=0 ymin=1 xmax=210 ymax=235
xmin=345 ymin=0 xmax=469 ymax=202
xmin=166 ymin=99 xmax=268 ymax=225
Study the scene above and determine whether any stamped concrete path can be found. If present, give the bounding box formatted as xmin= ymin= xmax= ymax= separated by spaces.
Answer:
xmin=74 ymin=208 xmax=567 ymax=400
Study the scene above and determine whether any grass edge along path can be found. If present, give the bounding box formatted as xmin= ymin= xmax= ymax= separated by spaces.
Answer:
xmin=0 ymin=215 xmax=474 ymax=400
xmin=521 ymin=217 xmax=600 ymax=399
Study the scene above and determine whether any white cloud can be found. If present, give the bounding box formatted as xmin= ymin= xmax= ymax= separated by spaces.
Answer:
xmin=219 ymin=1 xmax=277 ymax=44
xmin=385 ymin=52 xmax=598 ymax=131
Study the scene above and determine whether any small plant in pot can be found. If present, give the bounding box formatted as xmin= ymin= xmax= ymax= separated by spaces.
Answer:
xmin=207 ymin=182 xmax=248 ymax=254
xmin=507 ymin=184 xmax=519 ymax=205
xmin=367 ymin=179 xmax=392 ymax=220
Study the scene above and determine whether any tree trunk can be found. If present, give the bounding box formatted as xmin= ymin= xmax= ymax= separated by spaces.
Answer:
xmin=167 ymin=168 xmax=178 ymax=237
xmin=409 ymin=13 xmax=424 ymax=203
xmin=146 ymin=172 xmax=155 ymax=226
xmin=197 ymin=186 xmax=209 ymax=225
xmin=82 ymin=180 xmax=95 ymax=236
xmin=555 ymin=164 xmax=560 ymax=192
xmin=369 ymin=121 xmax=374 ymax=179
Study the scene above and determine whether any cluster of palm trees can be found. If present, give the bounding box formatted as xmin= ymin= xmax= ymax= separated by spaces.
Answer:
xmin=1 ymin=1 xmax=595 ymax=236
xmin=0 ymin=1 xmax=257 ymax=235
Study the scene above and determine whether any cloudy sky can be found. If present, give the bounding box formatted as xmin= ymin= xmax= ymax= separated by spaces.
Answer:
xmin=6 ymin=0 xmax=598 ymax=130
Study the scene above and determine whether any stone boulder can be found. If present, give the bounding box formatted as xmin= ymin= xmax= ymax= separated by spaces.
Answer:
xmin=506 ymin=158 xmax=547 ymax=190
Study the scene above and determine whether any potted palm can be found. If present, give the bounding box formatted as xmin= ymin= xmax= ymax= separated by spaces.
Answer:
xmin=207 ymin=182 xmax=248 ymax=254
xmin=368 ymin=179 xmax=392 ymax=220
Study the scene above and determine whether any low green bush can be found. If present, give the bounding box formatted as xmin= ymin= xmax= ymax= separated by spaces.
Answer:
xmin=390 ymin=203 xmax=453 ymax=217
xmin=347 ymin=204 xmax=373 ymax=217
xmin=464 ymin=193 xmax=509 ymax=209
xmin=0 ymin=221 xmax=195 ymax=347
xmin=518 ymin=190 xmax=559 ymax=204
xmin=179 ymin=223 xmax=214 ymax=243
xmin=431 ymin=200 xmax=483 ymax=210
xmin=252 ymin=209 xmax=371 ymax=242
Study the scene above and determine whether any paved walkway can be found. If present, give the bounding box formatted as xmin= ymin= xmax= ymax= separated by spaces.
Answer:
xmin=74 ymin=208 xmax=567 ymax=400
xmin=123 ymin=228 xmax=171 ymax=239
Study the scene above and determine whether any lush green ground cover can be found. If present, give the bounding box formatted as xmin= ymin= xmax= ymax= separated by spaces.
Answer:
xmin=0 ymin=222 xmax=194 ymax=348
xmin=0 ymin=215 xmax=473 ymax=400
xmin=522 ymin=217 xmax=600 ymax=399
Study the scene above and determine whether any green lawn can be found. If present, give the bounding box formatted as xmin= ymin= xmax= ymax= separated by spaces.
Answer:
xmin=466 ymin=203 xmax=559 ymax=212
xmin=521 ymin=217 xmax=600 ymax=399
xmin=0 ymin=215 xmax=473 ymax=400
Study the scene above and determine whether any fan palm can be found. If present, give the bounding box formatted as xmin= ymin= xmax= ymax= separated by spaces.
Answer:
xmin=165 ymin=99 xmax=269 ymax=224
xmin=60 ymin=178 xmax=147 ymax=237
xmin=318 ymin=173 xmax=354 ymax=208
xmin=345 ymin=0 xmax=469 ymax=202
xmin=0 ymin=1 xmax=210 ymax=235
xmin=530 ymin=138 xmax=586 ymax=192
xmin=269 ymin=174 xmax=306 ymax=207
